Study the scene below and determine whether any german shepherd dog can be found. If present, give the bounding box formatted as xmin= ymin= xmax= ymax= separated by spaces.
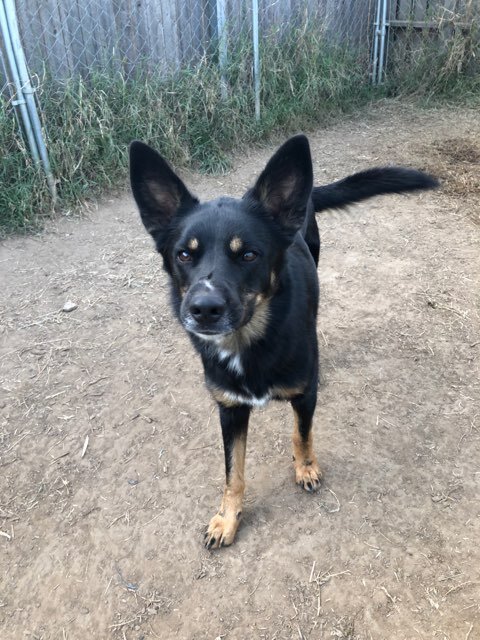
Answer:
xmin=130 ymin=136 xmax=437 ymax=549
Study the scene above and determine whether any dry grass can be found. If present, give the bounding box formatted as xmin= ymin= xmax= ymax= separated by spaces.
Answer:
xmin=418 ymin=136 xmax=480 ymax=225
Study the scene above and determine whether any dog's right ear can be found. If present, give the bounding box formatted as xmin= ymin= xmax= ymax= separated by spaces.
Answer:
xmin=129 ymin=141 xmax=198 ymax=245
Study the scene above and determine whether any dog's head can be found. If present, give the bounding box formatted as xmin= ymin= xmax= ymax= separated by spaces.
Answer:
xmin=130 ymin=136 xmax=313 ymax=341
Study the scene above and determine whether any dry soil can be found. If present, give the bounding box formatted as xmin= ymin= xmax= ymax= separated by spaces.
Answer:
xmin=1 ymin=101 xmax=479 ymax=640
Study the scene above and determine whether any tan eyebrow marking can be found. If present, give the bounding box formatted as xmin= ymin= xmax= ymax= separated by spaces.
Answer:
xmin=229 ymin=236 xmax=243 ymax=252
xmin=187 ymin=237 xmax=199 ymax=250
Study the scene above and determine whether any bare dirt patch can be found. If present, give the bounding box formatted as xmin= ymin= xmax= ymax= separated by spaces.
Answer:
xmin=1 ymin=101 xmax=479 ymax=639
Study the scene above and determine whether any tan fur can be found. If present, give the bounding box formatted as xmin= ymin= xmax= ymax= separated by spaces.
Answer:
xmin=221 ymin=298 xmax=270 ymax=353
xmin=292 ymin=408 xmax=322 ymax=488
xmin=229 ymin=236 xmax=243 ymax=252
xmin=208 ymin=384 xmax=304 ymax=407
xmin=205 ymin=434 xmax=246 ymax=548
xmin=208 ymin=386 xmax=242 ymax=408
xmin=271 ymin=385 xmax=305 ymax=400
xmin=187 ymin=237 xmax=199 ymax=250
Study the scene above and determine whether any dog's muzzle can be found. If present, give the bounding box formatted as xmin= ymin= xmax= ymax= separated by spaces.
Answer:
xmin=181 ymin=282 xmax=239 ymax=336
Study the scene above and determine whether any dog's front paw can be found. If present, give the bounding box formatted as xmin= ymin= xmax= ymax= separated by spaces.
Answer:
xmin=294 ymin=459 xmax=322 ymax=493
xmin=204 ymin=512 xmax=241 ymax=550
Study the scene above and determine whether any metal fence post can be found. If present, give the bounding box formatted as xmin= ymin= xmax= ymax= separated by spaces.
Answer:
xmin=0 ymin=0 xmax=39 ymax=163
xmin=371 ymin=0 xmax=388 ymax=85
xmin=371 ymin=0 xmax=382 ymax=84
xmin=2 ymin=0 xmax=56 ymax=202
xmin=252 ymin=0 xmax=260 ymax=121
xmin=377 ymin=0 xmax=388 ymax=84
xmin=216 ymin=0 xmax=228 ymax=99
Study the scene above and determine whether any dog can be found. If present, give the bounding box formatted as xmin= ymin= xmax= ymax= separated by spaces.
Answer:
xmin=129 ymin=135 xmax=437 ymax=549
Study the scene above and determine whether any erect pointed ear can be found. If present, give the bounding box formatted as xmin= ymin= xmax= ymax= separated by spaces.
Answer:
xmin=248 ymin=135 xmax=313 ymax=232
xmin=129 ymin=141 xmax=198 ymax=244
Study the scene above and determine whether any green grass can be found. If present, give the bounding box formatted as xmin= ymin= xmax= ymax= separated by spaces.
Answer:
xmin=0 ymin=108 xmax=51 ymax=233
xmin=1 ymin=20 xmax=478 ymax=235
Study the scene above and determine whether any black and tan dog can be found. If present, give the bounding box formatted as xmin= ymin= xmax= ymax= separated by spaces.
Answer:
xmin=130 ymin=136 xmax=437 ymax=549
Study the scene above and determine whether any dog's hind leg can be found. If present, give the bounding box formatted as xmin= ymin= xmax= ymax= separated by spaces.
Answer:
xmin=291 ymin=387 xmax=322 ymax=492
xmin=204 ymin=404 xmax=250 ymax=549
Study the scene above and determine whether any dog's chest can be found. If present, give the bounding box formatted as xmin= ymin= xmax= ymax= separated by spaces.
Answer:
xmin=205 ymin=346 xmax=273 ymax=407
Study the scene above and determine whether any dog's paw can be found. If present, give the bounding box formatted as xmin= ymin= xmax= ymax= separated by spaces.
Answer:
xmin=294 ymin=459 xmax=322 ymax=493
xmin=204 ymin=513 xmax=240 ymax=550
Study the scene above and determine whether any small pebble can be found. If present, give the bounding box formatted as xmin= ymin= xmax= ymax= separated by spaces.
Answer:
xmin=62 ymin=300 xmax=77 ymax=312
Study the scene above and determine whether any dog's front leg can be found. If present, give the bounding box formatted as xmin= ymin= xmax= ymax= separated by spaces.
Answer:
xmin=291 ymin=387 xmax=322 ymax=493
xmin=204 ymin=404 xmax=250 ymax=550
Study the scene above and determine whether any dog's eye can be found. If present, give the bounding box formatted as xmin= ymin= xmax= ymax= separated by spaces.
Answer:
xmin=242 ymin=251 xmax=258 ymax=262
xmin=177 ymin=250 xmax=192 ymax=263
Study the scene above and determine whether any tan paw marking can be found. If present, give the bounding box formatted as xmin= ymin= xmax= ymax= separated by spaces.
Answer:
xmin=204 ymin=512 xmax=241 ymax=550
xmin=294 ymin=458 xmax=322 ymax=493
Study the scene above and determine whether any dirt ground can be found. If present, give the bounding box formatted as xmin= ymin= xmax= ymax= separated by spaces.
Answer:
xmin=1 ymin=102 xmax=479 ymax=640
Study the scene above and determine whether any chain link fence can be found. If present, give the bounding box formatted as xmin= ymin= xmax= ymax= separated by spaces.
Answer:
xmin=0 ymin=0 xmax=478 ymax=231
xmin=12 ymin=1 xmax=374 ymax=81
xmin=11 ymin=0 xmax=477 ymax=90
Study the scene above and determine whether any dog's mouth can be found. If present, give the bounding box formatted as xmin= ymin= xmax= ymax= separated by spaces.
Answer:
xmin=182 ymin=313 xmax=246 ymax=340
xmin=189 ymin=328 xmax=233 ymax=339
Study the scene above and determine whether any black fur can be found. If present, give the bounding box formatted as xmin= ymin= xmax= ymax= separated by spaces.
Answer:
xmin=129 ymin=135 xmax=438 ymax=547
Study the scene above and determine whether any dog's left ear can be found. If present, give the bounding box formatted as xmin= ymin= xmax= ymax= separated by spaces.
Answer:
xmin=248 ymin=135 xmax=313 ymax=233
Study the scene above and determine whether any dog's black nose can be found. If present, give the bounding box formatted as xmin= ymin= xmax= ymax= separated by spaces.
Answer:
xmin=189 ymin=293 xmax=226 ymax=325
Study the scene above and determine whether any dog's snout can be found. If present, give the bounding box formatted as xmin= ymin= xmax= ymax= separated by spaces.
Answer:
xmin=189 ymin=292 xmax=226 ymax=325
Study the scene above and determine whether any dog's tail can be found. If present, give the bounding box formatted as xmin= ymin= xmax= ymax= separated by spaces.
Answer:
xmin=312 ymin=167 xmax=438 ymax=213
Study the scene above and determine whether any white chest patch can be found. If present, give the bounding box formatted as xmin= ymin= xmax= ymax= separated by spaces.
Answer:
xmin=220 ymin=390 xmax=271 ymax=408
xmin=217 ymin=349 xmax=244 ymax=376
